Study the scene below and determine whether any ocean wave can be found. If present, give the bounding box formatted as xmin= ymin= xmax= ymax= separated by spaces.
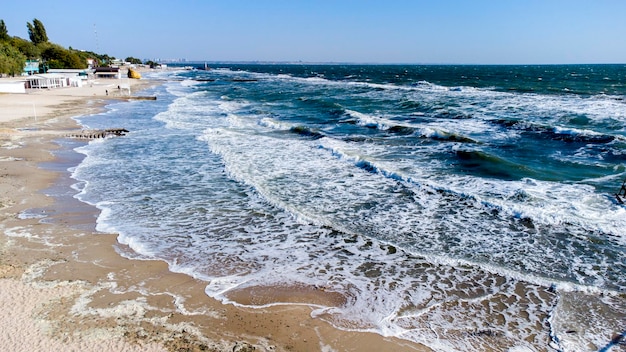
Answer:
xmin=344 ymin=109 xmax=477 ymax=142
xmin=492 ymin=118 xmax=619 ymax=144
xmin=319 ymin=138 xmax=626 ymax=240
xmin=453 ymin=149 xmax=534 ymax=180
xmin=421 ymin=127 xmax=477 ymax=143
xmin=289 ymin=125 xmax=325 ymax=139
xmin=259 ymin=117 xmax=326 ymax=139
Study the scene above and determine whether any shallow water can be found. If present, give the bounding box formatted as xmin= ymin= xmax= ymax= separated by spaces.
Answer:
xmin=72 ymin=64 xmax=626 ymax=351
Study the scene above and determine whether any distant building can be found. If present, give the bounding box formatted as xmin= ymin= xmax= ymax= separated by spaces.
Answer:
xmin=86 ymin=58 xmax=97 ymax=69
xmin=23 ymin=60 xmax=39 ymax=75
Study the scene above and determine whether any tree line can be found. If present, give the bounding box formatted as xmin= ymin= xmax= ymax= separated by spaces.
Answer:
xmin=0 ymin=18 xmax=146 ymax=76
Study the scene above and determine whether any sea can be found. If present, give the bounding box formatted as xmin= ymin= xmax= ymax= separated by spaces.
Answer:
xmin=70 ymin=64 xmax=625 ymax=351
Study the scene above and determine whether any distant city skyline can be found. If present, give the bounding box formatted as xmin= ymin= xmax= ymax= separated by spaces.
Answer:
xmin=3 ymin=0 xmax=626 ymax=65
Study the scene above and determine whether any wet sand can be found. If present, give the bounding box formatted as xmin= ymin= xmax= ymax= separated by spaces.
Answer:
xmin=0 ymin=74 xmax=428 ymax=351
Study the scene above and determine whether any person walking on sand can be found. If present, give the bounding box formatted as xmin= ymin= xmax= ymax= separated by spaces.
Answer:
xmin=105 ymin=89 xmax=108 ymax=95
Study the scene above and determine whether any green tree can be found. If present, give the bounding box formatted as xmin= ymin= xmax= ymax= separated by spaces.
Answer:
xmin=41 ymin=44 xmax=86 ymax=69
xmin=27 ymin=18 xmax=48 ymax=45
xmin=0 ymin=42 xmax=26 ymax=76
xmin=71 ymin=49 xmax=111 ymax=67
xmin=10 ymin=36 xmax=40 ymax=59
xmin=0 ymin=20 xmax=9 ymax=41
xmin=125 ymin=56 xmax=142 ymax=65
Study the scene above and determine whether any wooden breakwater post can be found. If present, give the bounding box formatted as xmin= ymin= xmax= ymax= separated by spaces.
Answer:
xmin=107 ymin=96 xmax=157 ymax=101
xmin=67 ymin=128 xmax=129 ymax=139
xmin=616 ymin=179 xmax=626 ymax=204
xmin=127 ymin=96 xmax=157 ymax=100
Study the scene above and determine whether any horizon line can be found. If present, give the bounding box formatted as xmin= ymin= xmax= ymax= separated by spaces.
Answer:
xmin=156 ymin=60 xmax=626 ymax=66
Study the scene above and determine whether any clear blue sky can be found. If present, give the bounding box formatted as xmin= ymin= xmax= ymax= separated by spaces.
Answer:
xmin=3 ymin=0 xmax=625 ymax=64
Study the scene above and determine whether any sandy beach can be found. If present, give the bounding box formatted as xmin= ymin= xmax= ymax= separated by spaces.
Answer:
xmin=0 ymin=73 xmax=428 ymax=351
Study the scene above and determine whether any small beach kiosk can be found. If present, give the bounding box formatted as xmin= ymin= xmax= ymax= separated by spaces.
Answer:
xmin=94 ymin=67 xmax=121 ymax=79
xmin=23 ymin=60 xmax=40 ymax=75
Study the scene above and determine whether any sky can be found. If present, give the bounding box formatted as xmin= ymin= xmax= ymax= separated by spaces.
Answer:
xmin=2 ymin=0 xmax=626 ymax=64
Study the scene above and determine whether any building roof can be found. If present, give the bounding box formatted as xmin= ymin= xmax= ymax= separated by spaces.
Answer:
xmin=47 ymin=69 xmax=89 ymax=74
xmin=26 ymin=73 xmax=65 ymax=79
xmin=94 ymin=67 xmax=119 ymax=73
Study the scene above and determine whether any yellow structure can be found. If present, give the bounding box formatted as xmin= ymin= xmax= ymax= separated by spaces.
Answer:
xmin=127 ymin=68 xmax=141 ymax=79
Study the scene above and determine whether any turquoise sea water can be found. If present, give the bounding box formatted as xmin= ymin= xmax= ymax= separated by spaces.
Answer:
xmin=72 ymin=64 xmax=625 ymax=351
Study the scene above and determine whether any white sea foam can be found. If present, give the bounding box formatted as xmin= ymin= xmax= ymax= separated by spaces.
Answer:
xmin=259 ymin=117 xmax=291 ymax=130
xmin=345 ymin=109 xmax=389 ymax=129
xmin=17 ymin=209 xmax=48 ymax=220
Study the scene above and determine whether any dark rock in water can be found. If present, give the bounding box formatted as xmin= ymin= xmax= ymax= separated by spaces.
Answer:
xmin=232 ymin=342 xmax=256 ymax=352
xmin=519 ymin=217 xmax=535 ymax=229
xmin=67 ymin=128 xmax=129 ymax=139
xmin=468 ymin=329 xmax=501 ymax=337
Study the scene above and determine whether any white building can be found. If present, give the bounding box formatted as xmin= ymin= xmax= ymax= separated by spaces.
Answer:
xmin=25 ymin=73 xmax=68 ymax=89
xmin=47 ymin=69 xmax=90 ymax=87
xmin=0 ymin=80 xmax=26 ymax=93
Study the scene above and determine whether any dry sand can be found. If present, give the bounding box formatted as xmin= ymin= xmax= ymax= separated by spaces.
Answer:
xmin=0 ymin=73 xmax=429 ymax=351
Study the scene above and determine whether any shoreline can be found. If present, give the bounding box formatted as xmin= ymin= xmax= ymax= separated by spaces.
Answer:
xmin=0 ymin=76 xmax=428 ymax=351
